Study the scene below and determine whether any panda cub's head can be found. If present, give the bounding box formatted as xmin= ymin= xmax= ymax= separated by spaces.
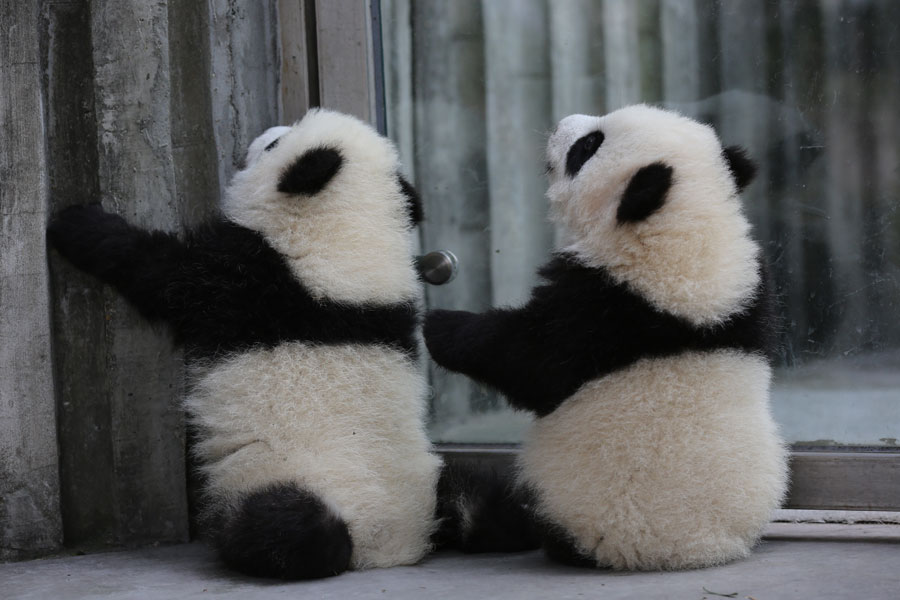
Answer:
xmin=545 ymin=104 xmax=760 ymax=326
xmin=223 ymin=109 xmax=423 ymax=305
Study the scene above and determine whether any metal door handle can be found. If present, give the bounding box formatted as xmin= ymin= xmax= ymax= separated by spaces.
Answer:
xmin=415 ymin=250 xmax=458 ymax=285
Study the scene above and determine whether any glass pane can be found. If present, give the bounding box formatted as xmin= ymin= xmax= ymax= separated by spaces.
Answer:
xmin=381 ymin=0 xmax=900 ymax=447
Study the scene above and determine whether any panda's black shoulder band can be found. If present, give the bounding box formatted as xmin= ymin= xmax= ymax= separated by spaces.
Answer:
xmin=164 ymin=221 xmax=419 ymax=360
xmin=425 ymin=252 xmax=776 ymax=418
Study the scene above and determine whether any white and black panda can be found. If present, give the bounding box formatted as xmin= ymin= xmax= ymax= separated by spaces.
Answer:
xmin=48 ymin=109 xmax=441 ymax=579
xmin=424 ymin=104 xmax=788 ymax=570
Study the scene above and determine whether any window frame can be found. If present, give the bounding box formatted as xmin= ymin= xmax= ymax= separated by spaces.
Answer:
xmin=309 ymin=0 xmax=900 ymax=512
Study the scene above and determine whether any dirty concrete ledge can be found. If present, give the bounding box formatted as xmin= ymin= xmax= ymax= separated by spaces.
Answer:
xmin=2 ymin=524 xmax=899 ymax=600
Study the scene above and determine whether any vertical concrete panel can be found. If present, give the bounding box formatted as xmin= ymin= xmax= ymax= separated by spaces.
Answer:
xmin=165 ymin=0 xmax=224 ymax=535
xmin=168 ymin=0 xmax=221 ymax=227
xmin=602 ymin=0 xmax=642 ymax=110
xmin=775 ymin=0 xmax=826 ymax=362
xmin=718 ymin=1 xmax=771 ymax=240
xmin=278 ymin=0 xmax=312 ymax=123
xmin=208 ymin=0 xmax=281 ymax=197
xmin=83 ymin=0 xmax=187 ymax=547
xmin=820 ymin=0 xmax=868 ymax=355
xmin=412 ymin=0 xmax=493 ymax=433
xmin=549 ymin=0 xmax=605 ymax=121
xmin=0 ymin=0 xmax=64 ymax=561
xmin=866 ymin=0 xmax=900 ymax=345
xmin=44 ymin=0 xmax=119 ymax=550
xmin=483 ymin=0 xmax=554 ymax=308
xmin=315 ymin=0 xmax=375 ymax=122
xmin=548 ymin=0 xmax=605 ymax=247
xmin=636 ymin=0 xmax=662 ymax=104
xmin=661 ymin=0 xmax=701 ymax=107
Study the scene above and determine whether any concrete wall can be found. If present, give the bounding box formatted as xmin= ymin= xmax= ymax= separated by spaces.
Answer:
xmin=1 ymin=0 xmax=310 ymax=560
xmin=0 ymin=0 xmax=63 ymax=562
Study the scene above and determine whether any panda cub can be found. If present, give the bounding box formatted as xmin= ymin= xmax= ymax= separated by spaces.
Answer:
xmin=48 ymin=109 xmax=441 ymax=580
xmin=425 ymin=105 xmax=787 ymax=570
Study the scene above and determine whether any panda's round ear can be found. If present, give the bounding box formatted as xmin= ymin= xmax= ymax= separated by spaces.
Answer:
xmin=397 ymin=174 xmax=424 ymax=226
xmin=277 ymin=147 xmax=343 ymax=196
xmin=723 ymin=145 xmax=757 ymax=192
xmin=617 ymin=162 xmax=673 ymax=225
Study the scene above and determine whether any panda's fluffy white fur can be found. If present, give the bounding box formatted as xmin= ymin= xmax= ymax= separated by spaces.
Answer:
xmin=189 ymin=343 xmax=437 ymax=570
xmin=48 ymin=109 xmax=440 ymax=579
xmin=545 ymin=108 xmax=762 ymax=326
xmin=226 ymin=114 xmax=423 ymax=305
xmin=424 ymin=105 xmax=787 ymax=570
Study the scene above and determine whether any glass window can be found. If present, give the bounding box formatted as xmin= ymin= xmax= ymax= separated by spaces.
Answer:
xmin=381 ymin=0 xmax=900 ymax=447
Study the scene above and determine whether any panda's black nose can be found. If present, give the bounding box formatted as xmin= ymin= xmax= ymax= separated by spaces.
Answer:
xmin=565 ymin=130 xmax=604 ymax=177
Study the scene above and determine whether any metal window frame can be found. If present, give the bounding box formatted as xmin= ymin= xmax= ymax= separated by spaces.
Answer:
xmin=306 ymin=0 xmax=900 ymax=513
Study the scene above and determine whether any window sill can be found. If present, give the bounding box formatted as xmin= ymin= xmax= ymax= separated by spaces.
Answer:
xmin=437 ymin=446 xmax=900 ymax=511
xmin=3 ymin=524 xmax=898 ymax=600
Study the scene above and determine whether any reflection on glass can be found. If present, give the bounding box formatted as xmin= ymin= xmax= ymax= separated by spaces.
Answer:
xmin=382 ymin=0 xmax=900 ymax=446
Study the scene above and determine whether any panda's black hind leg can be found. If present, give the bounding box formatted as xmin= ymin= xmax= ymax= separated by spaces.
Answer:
xmin=433 ymin=463 xmax=541 ymax=553
xmin=215 ymin=482 xmax=352 ymax=580
xmin=541 ymin=522 xmax=597 ymax=568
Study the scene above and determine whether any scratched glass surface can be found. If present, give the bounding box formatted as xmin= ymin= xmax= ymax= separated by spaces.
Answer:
xmin=381 ymin=0 xmax=900 ymax=446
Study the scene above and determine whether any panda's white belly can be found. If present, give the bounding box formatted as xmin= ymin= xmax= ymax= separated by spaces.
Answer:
xmin=517 ymin=349 xmax=787 ymax=570
xmin=185 ymin=342 xmax=441 ymax=569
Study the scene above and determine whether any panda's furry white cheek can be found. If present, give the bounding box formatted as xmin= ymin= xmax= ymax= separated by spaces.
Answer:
xmin=574 ymin=184 xmax=618 ymax=227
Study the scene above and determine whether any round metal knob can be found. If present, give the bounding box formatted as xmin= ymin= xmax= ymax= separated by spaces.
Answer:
xmin=415 ymin=250 xmax=459 ymax=285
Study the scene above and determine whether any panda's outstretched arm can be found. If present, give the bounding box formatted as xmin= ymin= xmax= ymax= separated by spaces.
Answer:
xmin=424 ymin=254 xmax=651 ymax=416
xmin=47 ymin=204 xmax=187 ymax=323
xmin=424 ymin=308 xmax=506 ymax=377
xmin=424 ymin=306 xmax=559 ymax=414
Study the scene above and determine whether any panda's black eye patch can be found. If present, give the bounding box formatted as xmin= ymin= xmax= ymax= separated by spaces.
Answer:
xmin=565 ymin=130 xmax=604 ymax=177
xmin=264 ymin=137 xmax=281 ymax=152
xmin=277 ymin=147 xmax=343 ymax=196
xmin=397 ymin=174 xmax=424 ymax=226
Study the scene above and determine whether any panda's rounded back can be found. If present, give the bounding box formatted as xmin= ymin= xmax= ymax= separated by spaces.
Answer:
xmin=183 ymin=110 xmax=439 ymax=571
xmin=546 ymin=105 xmax=761 ymax=327
xmin=223 ymin=109 xmax=421 ymax=306
xmin=517 ymin=349 xmax=788 ymax=570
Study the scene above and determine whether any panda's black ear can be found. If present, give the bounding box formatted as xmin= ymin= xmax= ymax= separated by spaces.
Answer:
xmin=723 ymin=145 xmax=756 ymax=192
xmin=277 ymin=147 xmax=343 ymax=195
xmin=397 ymin=174 xmax=424 ymax=226
xmin=617 ymin=162 xmax=673 ymax=224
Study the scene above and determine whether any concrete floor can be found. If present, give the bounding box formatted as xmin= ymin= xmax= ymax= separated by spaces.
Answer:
xmin=2 ymin=524 xmax=899 ymax=600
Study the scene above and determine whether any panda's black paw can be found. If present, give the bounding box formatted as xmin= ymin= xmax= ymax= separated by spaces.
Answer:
xmin=423 ymin=309 xmax=475 ymax=367
xmin=215 ymin=483 xmax=353 ymax=580
xmin=47 ymin=203 xmax=130 ymax=269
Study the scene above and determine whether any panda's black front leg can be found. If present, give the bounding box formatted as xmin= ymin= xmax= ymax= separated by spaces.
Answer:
xmin=425 ymin=302 xmax=590 ymax=416
xmin=47 ymin=203 xmax=186 ymax=323
xmin=424 ymin=307 xmax=536 ymax=405
xmin=423 ymin=309 xmax=486 ymax=375
xmin=424 ymin=308 xmax=524 ymax=386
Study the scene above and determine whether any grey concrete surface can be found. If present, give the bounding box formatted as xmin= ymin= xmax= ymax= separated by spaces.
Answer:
xmin=0 ymin=0 xmax=63 ymax=561
xmin=2 ymin=526 xmax=899 ymax=600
